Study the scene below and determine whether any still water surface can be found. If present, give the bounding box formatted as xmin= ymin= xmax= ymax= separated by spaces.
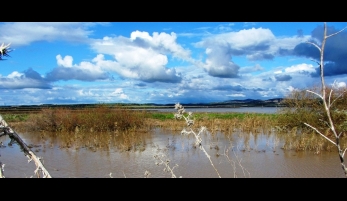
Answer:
xmin=144 ymin=106 xmax=281 ymax=114
xmin=0 ymin=107 xmax=344 ymax=178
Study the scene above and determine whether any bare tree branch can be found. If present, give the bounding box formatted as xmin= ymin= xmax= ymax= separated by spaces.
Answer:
xmin=309 ymin=59 xmax=320 ymax=66
xmin=343 ymin=148 xmax=347 ymax=158
xmin=326 ymin=26 xmax=347 ymax=38
xmin=305 ymin=41 xmax=322 ymax=52
xmin=306 ymin=90 xmax=323 ymax=99
xmin=303 ymin=123 xmax=336 ymax=145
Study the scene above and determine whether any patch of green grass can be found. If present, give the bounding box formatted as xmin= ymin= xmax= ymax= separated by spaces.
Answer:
xmin=194 ymin=112 xmax=277 ymax=120
xmin=148 ymin=112 xmax=174 ymax=120
xmin=2 ymin=114 xmax=30 ymax=122
xmin=147 ymin=111 xmax=279 ymax=121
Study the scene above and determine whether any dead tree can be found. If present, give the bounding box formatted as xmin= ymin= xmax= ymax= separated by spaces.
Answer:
xmin=304 ymin=22 xmax=347 ymax=177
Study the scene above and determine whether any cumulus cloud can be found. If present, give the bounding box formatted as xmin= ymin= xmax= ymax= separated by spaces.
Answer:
xmin=284 ymin=63 xmax=316 ymax=74
xmin=213 ymin=84 xmax=243 ymax=91
xmin=89 ymin=32 xmax=187 ymax=83
xmin=0 ymin=68 xmax=51 ymax=89
xmin=45 ymin=54 xmax=111 ymax=82
xmin=195 ymin=27 xmax=310 ymax=78
xmin=274 ymin=74 xmax=292 ymax=81
xmin=331 ymin=81 xmax=346 ymax=89
xmin=0 ymin=22 xmax=105 ymax=46
xmin=110 ymin=88 xmax=129 ymax=99
xmin=239 ymin=64 xmax=264 ymax=74
xmin=130 ymin=31 xmax=191 ymax=60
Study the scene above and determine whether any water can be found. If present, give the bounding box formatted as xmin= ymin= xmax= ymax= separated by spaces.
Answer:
xmin=0 ymin=127 xmax=344 ymax=178
xmin=142 ymin=106 xmax=281 ymax=114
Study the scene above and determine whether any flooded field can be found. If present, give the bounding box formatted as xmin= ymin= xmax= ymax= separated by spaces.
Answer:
xmin=0 ymin=126 xmax=345 ymax=178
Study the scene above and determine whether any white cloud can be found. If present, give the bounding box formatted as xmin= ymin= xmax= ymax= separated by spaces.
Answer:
xmin=284 ymin=63 xmax=316 ymax=73
xmin=130 ymin=31 xmax=191 ymax=60
xmin=332 ymin=81 xmax=346 ymax=89
xmin=45 ymin=54 xmax=110 ymax=81
xmin=113 ymin=88 xmax=124 ymax=94
xmin=287 ymin=86 xmax=296 ymax=92
xmin=7 ymin=71 xmax=23 ymax=78
xmin=89 ymin=32 xmax=187 ymax=83
xmin=56 ymin=55 xmax=73 ymax=67
xmin=194 ymin=28 xmax=312 ymax=78
xmin=0 ymin=22 xmax=100 ymax=46
xmin=239 ymin=64 xmax=264 ymax=74
xmin=227 ymin=93 xmax=245 ymax=97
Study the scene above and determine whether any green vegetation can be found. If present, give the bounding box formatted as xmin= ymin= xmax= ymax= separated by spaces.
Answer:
xmin=276 ymin=86 xmax=347 ymax=136
xmin=147 ymin=111 xmax=278 ymax=121
xmin=2 ymin=114 xmax=30 ymax=122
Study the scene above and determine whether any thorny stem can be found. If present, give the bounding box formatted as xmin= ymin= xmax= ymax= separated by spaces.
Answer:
xmin=153 ymin=149 xmax=180 ymax=178
xmin=223 ymin=135 xmax=250 ymax=178
xmin=175 ymin=103 xmax=221 ymax=178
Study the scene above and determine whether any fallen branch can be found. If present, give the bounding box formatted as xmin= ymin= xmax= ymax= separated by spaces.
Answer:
xmin=0 ymin=115 xmax=52 ymax=178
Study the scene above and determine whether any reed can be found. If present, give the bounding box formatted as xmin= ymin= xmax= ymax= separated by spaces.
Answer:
xmin=22 ymin=104 xmax=147 ymax=133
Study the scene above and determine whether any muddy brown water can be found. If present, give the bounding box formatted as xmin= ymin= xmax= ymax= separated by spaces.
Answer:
xmin=0 ymin=127 xmax=345 ymax=178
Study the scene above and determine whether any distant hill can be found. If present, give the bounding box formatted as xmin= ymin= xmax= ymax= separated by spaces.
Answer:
xmin=138 ymin=98 xmax=285 ymax=108
xmin=0 ymin=98 xmax=286 ymax=114
xmin=199 ymin=98 xmax=284 ymax=107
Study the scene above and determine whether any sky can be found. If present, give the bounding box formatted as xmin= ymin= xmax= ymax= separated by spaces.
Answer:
xmin=0 ymin=22 xmax=347 ymax=106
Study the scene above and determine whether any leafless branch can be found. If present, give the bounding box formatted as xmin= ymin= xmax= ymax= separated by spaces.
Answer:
xmin=326 ymin=26 xmax=347 ymax=38
xmin=306 ymin=90 xmax=323 ymax=99
xmin=343 ymin=148 xmax=347 ymax=158
xmin=303 ymin=123 xmax=336 ymax=145
xmin=305 ymin=41 xmax=321 ymax=52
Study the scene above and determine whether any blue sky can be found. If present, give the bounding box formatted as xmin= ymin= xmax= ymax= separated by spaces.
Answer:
xmin=0 ymin=22 xmax=347 ymax=105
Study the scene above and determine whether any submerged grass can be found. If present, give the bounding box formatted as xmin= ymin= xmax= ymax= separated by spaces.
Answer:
xmin=3 ymin=105 xmax=346 ymax=153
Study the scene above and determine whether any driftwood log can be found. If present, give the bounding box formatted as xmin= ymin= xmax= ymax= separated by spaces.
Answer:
xmin=0 ymin=115 xmax=51 ymax=178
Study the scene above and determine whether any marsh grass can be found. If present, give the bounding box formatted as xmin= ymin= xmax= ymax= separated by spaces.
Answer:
xmin=5 ymin=104 xmax=344 ymax=154
xmin=2 ymin=114 xmax=29 ymax=122
xmin=22 ymin=105 xmax=147 ymax=133
xmin=23 ymin=128 xmax=151 ymax=153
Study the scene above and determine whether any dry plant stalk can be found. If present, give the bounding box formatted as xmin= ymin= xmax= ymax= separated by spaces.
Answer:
xmin=174 ymin=103 xmax=221 ymax=178
xmin=0 ymin=115 xmax=52 ymax=178
xmin=152 ymin=144 xmax=180 ymax=178
xmin=0 ymin=43 xmax=11 ymax=60
xmin=223 ymin=135 xmax=251 ymax=178
xmin=0 ymin=162 xmax=4 ymax=178
xmin=304 ymin=22 xmax=347 ymax=177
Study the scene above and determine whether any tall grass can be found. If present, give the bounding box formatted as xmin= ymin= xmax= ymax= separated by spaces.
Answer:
xmin=23 ymin=104 xmax=147 ymax=133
